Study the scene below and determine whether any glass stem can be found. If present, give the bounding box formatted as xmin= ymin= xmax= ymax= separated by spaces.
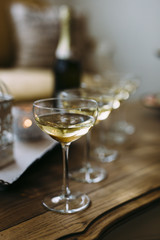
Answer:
xmin=61 ymin=143 xmax=71 ymax=198
xmin=85 ymin=131 xmax=91 ymax=169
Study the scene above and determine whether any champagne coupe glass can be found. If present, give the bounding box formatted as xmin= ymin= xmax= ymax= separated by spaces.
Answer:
xmin=33 ymin=98 xmax=98 ymax=213
xmin=82 ymin=73 xmax=140 ymax=144
xmin=81 ymin=73 xmax=130 ymax=160
xmin=60 ymin=88 xmax=115 ymax=183
xmin=104 ymin=73 xmax=140 ymax=141
xmin=116 ymin=75 xmax=140 ymax=134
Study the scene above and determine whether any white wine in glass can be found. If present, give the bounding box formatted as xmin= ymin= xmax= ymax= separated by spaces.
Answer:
xmin=105 ymin=73 xmax=140 ymax=137
xmin=33 ymin=98 xmax=98 ymax=213
xmin=60 ymin=88 xmax=115 ymax=183
xmin=82 ymin=73 xmax=140 ymax=151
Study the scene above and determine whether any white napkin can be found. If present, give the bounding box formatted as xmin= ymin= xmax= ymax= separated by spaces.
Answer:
xmin=0 ymin=136 xmax=55 ymax=185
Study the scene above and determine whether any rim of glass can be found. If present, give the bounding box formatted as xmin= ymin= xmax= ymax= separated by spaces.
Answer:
xmin=33 ymin=97 xmax=98 ymax=110
xmin=60 ymin=87 xmax=117 ymax=98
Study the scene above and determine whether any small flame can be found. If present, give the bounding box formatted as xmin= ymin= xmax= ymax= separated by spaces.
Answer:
xmin=23 ymin=118 xmax=32 ymax=128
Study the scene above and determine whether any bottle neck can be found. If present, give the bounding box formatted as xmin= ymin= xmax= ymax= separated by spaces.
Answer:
xmin=56 ymin=6 xmax=72 ymax=60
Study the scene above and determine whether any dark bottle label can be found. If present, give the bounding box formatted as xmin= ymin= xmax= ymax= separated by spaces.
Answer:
xmin=53 ymin=59 xmax=82 ymax=95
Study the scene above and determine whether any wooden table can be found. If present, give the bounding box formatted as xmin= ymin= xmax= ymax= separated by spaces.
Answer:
xmin=0 ymin=101 xmax=160 ymax=239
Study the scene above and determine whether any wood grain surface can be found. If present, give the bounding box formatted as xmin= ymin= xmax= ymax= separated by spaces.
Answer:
xmin=0 ymin=100 xmax=160 ymax=240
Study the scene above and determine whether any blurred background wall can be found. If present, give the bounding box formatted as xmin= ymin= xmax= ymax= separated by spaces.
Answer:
xmin=0 ymin=0 xmax=160 ymax=98
xmin=50 ymin=0 xmax=160 ymax=96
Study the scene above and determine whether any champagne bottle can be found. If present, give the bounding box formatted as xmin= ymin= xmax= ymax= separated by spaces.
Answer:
xmin=53 ymin=5 xmax=82 ymax=96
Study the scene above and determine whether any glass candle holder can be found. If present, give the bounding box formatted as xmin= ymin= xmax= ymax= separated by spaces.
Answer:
xmin=13 ymin=104 xmax=44 ymax=141
xmin=0 ymin=81 xmax=14 ymax=167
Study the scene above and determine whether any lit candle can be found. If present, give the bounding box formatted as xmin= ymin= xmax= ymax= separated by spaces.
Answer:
xmin=22 ymin=117 xmax=33 ymax=129
xmin=13 ymin=104 xmax=44 ymax=141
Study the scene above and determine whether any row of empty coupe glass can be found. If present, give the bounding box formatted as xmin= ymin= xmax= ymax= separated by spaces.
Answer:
xmin=33 ymin=72 xmax=140 ymax=214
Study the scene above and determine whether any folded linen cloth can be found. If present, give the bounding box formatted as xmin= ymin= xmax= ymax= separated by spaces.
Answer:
xmin=0 ymin=68 xmax=54 ymax=101
xmin=0 ymin=135 xmax=56 ymax=187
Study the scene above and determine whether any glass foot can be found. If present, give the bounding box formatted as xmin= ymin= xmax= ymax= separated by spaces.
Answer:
xmin=104 ymin=131 xmax=127 ymax=144
xmin=94 ymin=146 xmax=118 ymax=163
xmin=113 ymin=121 xmax=135 ymax=135
xmin=43 ymin=192 xmax=90 ymax=214
xmin=69 ymin=166 xmax=107 ymax=183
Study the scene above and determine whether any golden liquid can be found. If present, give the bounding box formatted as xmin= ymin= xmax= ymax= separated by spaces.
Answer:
xmin=111 ymin=87 xmax=129 ymax=101
xmin=96 ymin=96 xmax=114 ymax=123
xmin=97 ymin=105 xmax=112 ymax=123
xmin=64 ymin=101 xmax=112 ymax=124
xmin=124 ymin=80 xmax=139 ymax=94
xmin=35 ymin=113 xmax=94 ymax=143
xmin=61 ymin=100 xmax=98 ymax=121
xmin=60 ymin=89 xmax=114 ymax=123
